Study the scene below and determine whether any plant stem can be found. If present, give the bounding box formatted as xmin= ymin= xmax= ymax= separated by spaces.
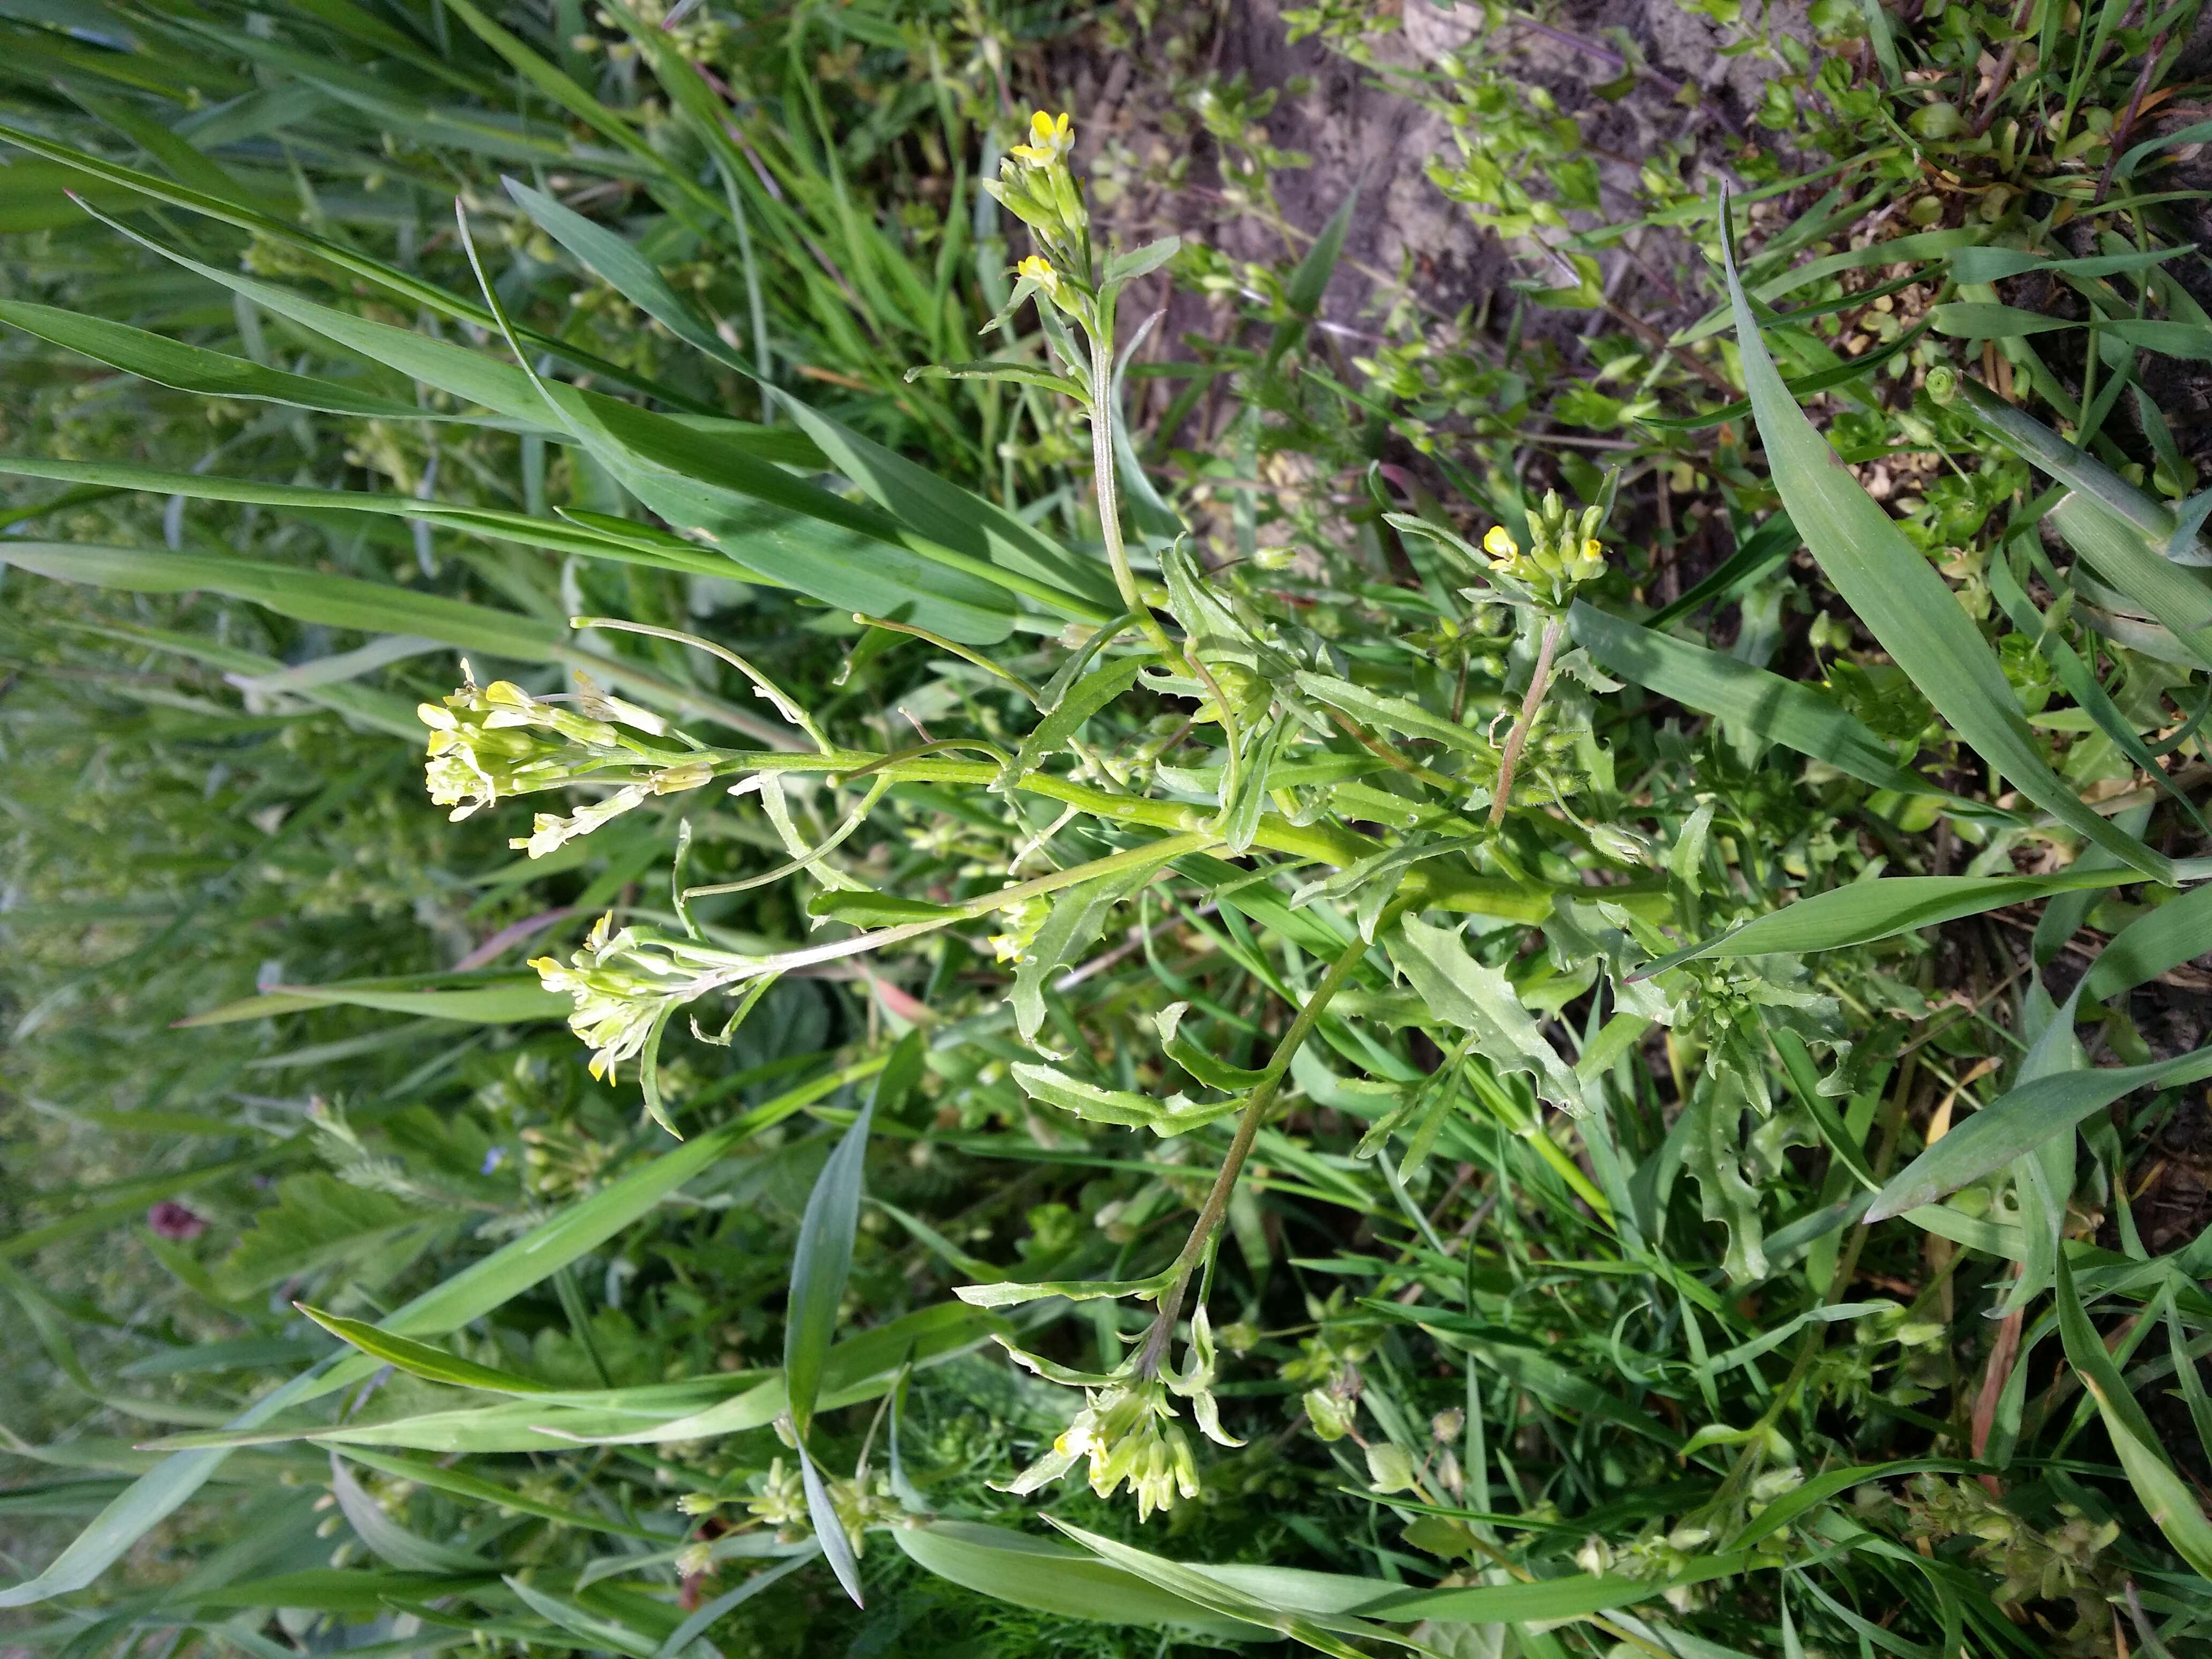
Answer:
xmin=1489 ymin=614 xmax=1565 ymax=828
xmin=1138 ymin=902 xmax=1407 ymax=1376
xmin=1088 ymin=332 xmax=1180 ymax=664
xmin=545 ymin=742 xmax=1670 ymax=922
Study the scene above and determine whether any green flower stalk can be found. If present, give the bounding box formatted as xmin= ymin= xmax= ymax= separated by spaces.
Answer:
xmin=419 ymin=670 xmax=716 ymax=854
xmin=1476 ymin=491 xmax=1609 ymax=827
xmin=530 ymin=913 xmax=762 ymax=1084
xmin=981 ymin=108 xmax=1183 ymax=669
xmin=995 ymin=1309 xmax=1241 ymax=1522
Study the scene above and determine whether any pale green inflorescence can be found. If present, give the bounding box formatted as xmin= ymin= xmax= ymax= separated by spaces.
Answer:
xmin=419 ymin=670 xmax=714 ymax=857
xmin=996 ymin=1307 xmax=1241 ymax=1521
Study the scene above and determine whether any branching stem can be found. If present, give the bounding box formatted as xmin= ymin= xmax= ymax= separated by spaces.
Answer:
xmin=1137 ymin=900 xmax=1410 ymax=1377
xmin=1489 ymin=614 xmax=1565 ymax=828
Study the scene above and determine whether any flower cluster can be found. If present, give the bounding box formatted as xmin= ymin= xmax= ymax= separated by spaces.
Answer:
xmin=985 ymin=109 xmax=1092 ymax=300
xmin=1480 ymin=489 xmax=1607 ymax=601
xmin=529 ymin=913 xmax=758 ymax=1083
xmin=996 ymin=1309 xmax=1240 ymax=1522
xmin=703 ymin=1459 xmax=899 ymax=1556
xmin=419 ymin=671 xmax=716 ymax=856
xmin=512 ymin=757 xmax=714 ymax=860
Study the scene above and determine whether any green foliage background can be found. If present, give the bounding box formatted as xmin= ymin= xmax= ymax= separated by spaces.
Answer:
xmin=3 ymin=2 xmax=2211 ymax=1656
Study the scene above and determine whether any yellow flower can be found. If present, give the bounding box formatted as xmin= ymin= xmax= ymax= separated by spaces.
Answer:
xmin=1010 ymin=109 xmax=1074 ymax=166
xmin=1482 ymin=525 xmax=1519 ymax=566
xmin=1016 ymin=253 xmax=1060 ymax=297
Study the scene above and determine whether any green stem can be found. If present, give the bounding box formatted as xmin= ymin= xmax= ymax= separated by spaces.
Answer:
xmin=694 ymin=829 xmax=1222 ymax=992
xmin=1489 ymin=615 xmax=1564 ymax=829
xmin=1138 ymin=901 xmax=1409 ymax=1376
xmin=507 ymin=743 xmax=1673 ymax=923
xmin=1087 ymin=330 xmax=1180 ymax=665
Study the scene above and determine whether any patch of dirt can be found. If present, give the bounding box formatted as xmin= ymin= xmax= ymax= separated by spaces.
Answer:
xmin=1065 ymin=1 xmax=1804 ymax=342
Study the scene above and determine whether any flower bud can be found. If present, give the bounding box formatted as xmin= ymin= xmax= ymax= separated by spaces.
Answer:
xmin=1016 ymin=253 xmax=1062 ymax=302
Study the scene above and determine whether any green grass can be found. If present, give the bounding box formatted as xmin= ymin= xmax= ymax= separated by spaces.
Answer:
xmin=3 ymin=1 xmax=2211 ymax=1656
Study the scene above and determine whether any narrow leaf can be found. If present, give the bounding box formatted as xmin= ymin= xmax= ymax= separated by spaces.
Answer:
xmin=1720 ymin=190 xmax=2168 ymax=880
xmin=785 ymin=1035 xmax=920 ymax=1431
xmin=328 ymin=1453 xmax=485 ymax=1574
xmin=893 ymin=1520 xmax=1252 ymax=1636
xmin=2054 ymin=1254 xmax=2212 ymax=1578
xmin=1571 ymin=600 xmax=1940 ymax=796
xmin=1868 ymin=1043 xmax=2212 ymax=1220
xmin=1653 ymin=870 xmax=2136 ymax=971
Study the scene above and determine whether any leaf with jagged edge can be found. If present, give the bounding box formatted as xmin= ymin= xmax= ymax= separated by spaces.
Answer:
xmin=1388 ymin=916 xmax=1585 ymax=1117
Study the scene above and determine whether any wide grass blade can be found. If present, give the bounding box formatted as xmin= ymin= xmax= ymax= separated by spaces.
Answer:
xmin=1648 ymin=869 xmax=2139 ymax=972
xmin=2054 ymin=1254 xmax=2212 ymax=1578
xmin=785 ymin=1033 xmax=918 ymax=1432
xmin=0 ymin=454 xmax=763 ymax=582
xmin=493 ymin=182 xmax=1123 ymax=617
xmin=1947 ymin=370 xmax=2204 ymax=561
xmin=0 ymin=539 xmax=788 ymax=742
xmin=2079 ymin=881 xmax=2212 ymax=1004
xmin=1570 ymin=600 xmax=1947 ymax=798
xmin=893 ymin=1520 xmax=1256 ymax=1637
xmin=0 ymin=120 xmax=705 ymax=412
xmin=1718 ymin=188 xmax=2169 ymax=881
xmin=178 ymin=975 xmax=564 ymax=1028
xmin=1867 ymin=1042 xmax=2212 ymax=1220
xmin=0 ymin=299 xmax=444 ymax=419
xmin=2050 ymin=494 xmax=2212 ymax=668
xmin=328 ymin=1453 xmax=484 ymax=1574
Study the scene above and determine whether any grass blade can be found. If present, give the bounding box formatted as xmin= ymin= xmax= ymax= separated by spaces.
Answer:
xmin=1650 ymin=870 xmax=2139 ymax=972
xmin=2050 ymin=494 xmax=2212 ymax=668
xmin=0 ymin=299 xmax=439 ymax=419
xmin=1570 ymin=600 xmax=1946 ymax=797
xmin=1867 ymin=1042 xmax=2212 ymax=1221
xmin=1718 ymin=188 xmax=2169 ymax=881
xmin=784 ymin=1034 xmax=920 ymax=1432
xmin=328 ymin=1453 xmax=485 ymax=1573
xmin=2054 ymin=1254 xmax=2212 ymax=1578
xmin=893 ymin=1520 xmax=1255 ymax=1636
xmin=2079 ymin=881 xmax=2212 ymax=1004
xmin=797 ymin=1440 xmax=863 ymax=1607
